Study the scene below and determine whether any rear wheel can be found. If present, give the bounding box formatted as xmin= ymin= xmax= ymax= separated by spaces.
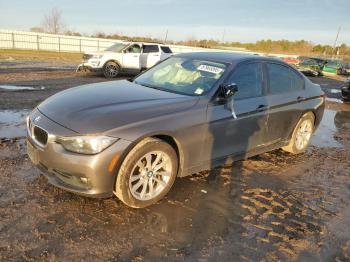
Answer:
xmin=114 ymin=138 xmax=178 ymax=208
xmin=103 ymin=61 xmax=120 ymax=78
xmin=282 ymin=112 xmax=315 ymax=154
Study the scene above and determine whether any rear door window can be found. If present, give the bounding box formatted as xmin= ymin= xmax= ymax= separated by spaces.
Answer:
xmin=143 ymin=45 xmax=159 ymax=53
xmin=227 ymin=63 xmax=263 ymax=100
xmin=267 ymin=63 xmax=304 ymax=94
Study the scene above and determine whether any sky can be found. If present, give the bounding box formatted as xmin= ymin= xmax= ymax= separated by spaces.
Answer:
xmin=0 ymin=0 xmax=349 ymax=45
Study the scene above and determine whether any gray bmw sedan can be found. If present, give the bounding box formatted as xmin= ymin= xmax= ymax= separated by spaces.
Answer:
xmin=27 ymin=52 xmax=325 ymax=208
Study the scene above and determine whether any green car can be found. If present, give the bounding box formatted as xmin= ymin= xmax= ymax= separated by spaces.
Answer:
xmin=323 ymin=60 xmax=346 ymax=75
xmin=296 ymin=59 xmax=323 ymax=77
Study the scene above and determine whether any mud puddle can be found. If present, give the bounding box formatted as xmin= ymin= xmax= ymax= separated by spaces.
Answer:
xmin=311 ymin=109 xmax=344 ymax=148
xmin=0 ymin=60 xmax=77 ymax=70
xmin=0 ymin=85 xmax=45 ymax=91
xmin=0 ymin=110 xmax=29 ymax=139
xmin=326 ymin=97 xmax=344 ymax=103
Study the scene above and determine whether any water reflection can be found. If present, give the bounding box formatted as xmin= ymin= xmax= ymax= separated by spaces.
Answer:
xmin=0 ymin=110 xmax=29 ymax=139
xmin=334 ymin=110 xmax=350 ymax=130
xmin=311 ymin=109 xmax=344 ymax=148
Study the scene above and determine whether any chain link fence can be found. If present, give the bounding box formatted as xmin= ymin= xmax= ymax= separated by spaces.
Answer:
xmin=1 ymin=29 xmax=304 ymax=59
xmin=0 ymin=29 xmax=121 ymax=53
xmin=0 ymin=29 xmax=258 ymax=55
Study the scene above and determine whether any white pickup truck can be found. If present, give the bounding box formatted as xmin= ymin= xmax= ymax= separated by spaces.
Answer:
xmin=77 ymin=42 xmax=173 ymax=78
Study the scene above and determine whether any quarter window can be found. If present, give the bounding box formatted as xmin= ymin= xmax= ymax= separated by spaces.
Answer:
xmin=267 ymin=63 xmax=304 ymax=94
xmin=160 ymin=46 xmax=172 ymax=53
xmin=227 ymin=63 xmax=263 ymax=99
xmin=143 ymin=45 xmax=159 ymax=53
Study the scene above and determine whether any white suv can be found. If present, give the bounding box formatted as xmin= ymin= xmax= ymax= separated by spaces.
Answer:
xmin=77 ymin=42 xmax=173 ymax=78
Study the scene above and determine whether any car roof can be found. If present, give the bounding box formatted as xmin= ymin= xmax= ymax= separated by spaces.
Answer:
xmin=123 ymin=41 xmax=167 ymax=46
xmin=175 ymin=52 xmax=281 ymax=64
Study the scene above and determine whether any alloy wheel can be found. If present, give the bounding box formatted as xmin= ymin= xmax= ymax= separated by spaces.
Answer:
xmin=105 ymin=64 xmax=119 ymax=77
xmin=129 ymin=151 xmax=172 ymax=201
xmin=295 ymin=119 xmax=313 ymax=150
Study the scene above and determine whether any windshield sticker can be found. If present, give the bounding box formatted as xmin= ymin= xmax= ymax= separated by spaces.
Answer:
xmin=194 ymin=87 xmax=204 ymax=95
xmin=197 ymin=64 xmax=224 ymax=74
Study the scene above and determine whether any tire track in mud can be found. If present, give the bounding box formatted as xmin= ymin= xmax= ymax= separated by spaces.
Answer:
xmin=191 ymin=147 xmax=350 ymax=261
xmin=239 ymin=188 xmax=324 ymax=260
xmin=241 ymin=150 xmax=349 ymax=261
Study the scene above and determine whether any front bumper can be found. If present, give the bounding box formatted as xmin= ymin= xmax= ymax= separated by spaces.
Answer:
xmin=27 ymin=109 xmax=132 ymax=198
xmin=342 ymin=87 xmax=350 ymax=101
xmin=299 ymin=69 xmax=321 ymax=77
xmin=76 ymin=61 xmax=103 ymax=72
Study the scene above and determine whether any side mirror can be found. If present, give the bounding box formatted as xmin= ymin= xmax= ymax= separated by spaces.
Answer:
xmin=220 ymin=83 xmax=238 ymax=99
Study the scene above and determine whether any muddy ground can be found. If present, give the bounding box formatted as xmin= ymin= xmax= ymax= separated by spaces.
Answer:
xmin=0 ymin=58 xmax=350 ymax=261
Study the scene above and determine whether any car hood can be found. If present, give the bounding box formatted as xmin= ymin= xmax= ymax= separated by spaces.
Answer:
xmin=297 ymin=65 xmax=316 ymax=71
xmin=38 ymin=80 xmax=199 ymax=135
xmin=86 ymin=51 xmax=119 ymax=56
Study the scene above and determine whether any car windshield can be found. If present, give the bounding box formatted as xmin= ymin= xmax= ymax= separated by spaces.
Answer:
xmin=300 ymin=59 xmax=317 ymax=66
xmin=105 ymin=43 xmax=128 ymax=52
xmin=134 ymin=57 xmax=228 ymax=96
xmin=326 ymin=61 xmax=339 ymax=68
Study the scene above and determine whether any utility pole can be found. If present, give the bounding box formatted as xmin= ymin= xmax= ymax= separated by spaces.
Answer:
xmin=332 ymin=26 xmax=341 ymax=59
xmin=221 ymin=29 xmax=226 ymax=44
xmin=164 ymin=29 xmax=168 ymax=43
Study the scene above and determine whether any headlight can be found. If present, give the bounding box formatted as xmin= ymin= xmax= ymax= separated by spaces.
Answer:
xmin=56 ymin=136 xmax=117 ymax=154
xmin=92 ymin=55 xmax=103 ymax=59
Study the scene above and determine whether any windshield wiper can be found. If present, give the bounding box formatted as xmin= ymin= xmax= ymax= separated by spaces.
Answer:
xmin=133 ymin=81 xmax=193 ymax=96
xmin=134 ymin=81 xmax=165 ymax=92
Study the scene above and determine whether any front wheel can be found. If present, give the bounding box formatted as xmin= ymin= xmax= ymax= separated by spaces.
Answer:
xmin=282 ymin=112 xmax=315 ymax=154
xmin=103 ymin=61 xmax=120 ymax=78
xmin=114 ymin=138 xmax=178 ymax=208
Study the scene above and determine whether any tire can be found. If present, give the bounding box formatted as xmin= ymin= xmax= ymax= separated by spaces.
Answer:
xmin=282 ymin=112 xmax=315 ymax=154
xmin=114 ymin=138 xmax=178 ymax=208
xmin=103 ymin=61 xmax=120 ymax=78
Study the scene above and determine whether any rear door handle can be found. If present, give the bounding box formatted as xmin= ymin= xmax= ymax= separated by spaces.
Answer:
xmin=297 ymin=96 xmax=305 ymax=102
xmin=257 ymin=104 xmax=268 ymax=112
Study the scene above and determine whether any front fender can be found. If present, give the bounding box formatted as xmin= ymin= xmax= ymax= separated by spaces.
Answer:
xmin=105 ymin=98 xmax=207 ymax=178
xmin=101 ymin=53 xmax=123 ymax=67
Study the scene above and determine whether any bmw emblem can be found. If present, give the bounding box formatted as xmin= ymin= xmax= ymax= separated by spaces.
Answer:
xmin=34 ymin=116 xmax=41 ymax=123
